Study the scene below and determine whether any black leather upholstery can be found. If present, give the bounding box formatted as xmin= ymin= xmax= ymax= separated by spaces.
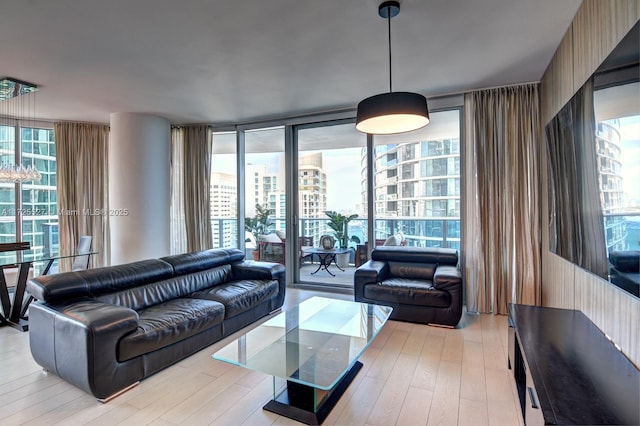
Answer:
xmin=355 ymin=246 xmax=462 ymax=326
xmin=191 ymin=279 xmax=279 ymax=319
xmin=26 ymin=248 xmax=285 ymax=400
xmin=118 ymin=298 xmax=225 ymax=361
xmin=26 ymin=259 xmax=175 ymax=303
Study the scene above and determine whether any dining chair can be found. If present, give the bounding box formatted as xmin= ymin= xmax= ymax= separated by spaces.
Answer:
xmin=71 ymin=235 xmax=93 ymax=271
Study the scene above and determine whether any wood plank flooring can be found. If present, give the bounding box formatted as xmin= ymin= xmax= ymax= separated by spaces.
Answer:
xmin=0 ymin=289 xmax=523 ymax=426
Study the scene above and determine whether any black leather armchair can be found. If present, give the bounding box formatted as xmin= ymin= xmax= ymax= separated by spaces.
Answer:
xmin=354 ymin=246 xmax=462 ymax=326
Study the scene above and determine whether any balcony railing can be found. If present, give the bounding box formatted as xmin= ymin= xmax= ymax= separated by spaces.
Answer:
xmin=212 ymin=216 xmax=461 ymax=252
xmin=604 ymin=213 xmax=640 ymax=252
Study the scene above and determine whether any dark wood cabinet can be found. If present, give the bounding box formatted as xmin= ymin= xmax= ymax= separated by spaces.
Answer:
xmin=508 ymin=304 xmax=639 ymax=425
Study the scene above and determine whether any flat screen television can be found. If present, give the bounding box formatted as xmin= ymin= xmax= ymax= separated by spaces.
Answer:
xmin=545 ymin=22 xmax=639 ymax=298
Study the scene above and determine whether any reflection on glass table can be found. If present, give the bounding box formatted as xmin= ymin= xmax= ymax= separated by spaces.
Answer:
xmin=213 ymin=296 xmax=393 ymax=424
xmin=0 ymin=250 xmax=97 ymax=331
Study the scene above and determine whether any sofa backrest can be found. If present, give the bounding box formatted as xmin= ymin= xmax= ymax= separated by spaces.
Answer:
xmin=93 ymin=264 xmax=233 ymax=310
xmin=371 ymin=247 xmax=458 ymax=281
xmin=387 ymin=261 xmax=437 ymax=280
xmin=160 ymin=248 xmax=245 ymax=275
xmin=27 ymin=248 xmax=247 ymax=306
xmin=27 ymin=259 xmax=175 ymax=304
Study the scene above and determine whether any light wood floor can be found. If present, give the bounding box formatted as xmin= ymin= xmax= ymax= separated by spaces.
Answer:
xmin=0 ymin=289 xmax=523 ymax=426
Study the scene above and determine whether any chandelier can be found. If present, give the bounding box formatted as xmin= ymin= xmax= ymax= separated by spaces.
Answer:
xmin=0 ymin=77 xmax=41 ymax=184
xmin=0 ymin=164 xmax=42 ymax=183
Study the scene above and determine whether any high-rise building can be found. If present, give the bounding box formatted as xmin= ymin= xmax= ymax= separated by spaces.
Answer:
xmin=596 ymin=120 xmax=627 ymax=252
xmin=298 ymin=153 xmax=327 ymax=241
xmin=369 ymin=138 xmax=461 ymax=248
xmin=239 ymin=154 xmax=329 ymax=244
xmin=210 ymin=172 xmax=238 ymax=248
xmin=0 ymin=126 xmax=57 ymax=266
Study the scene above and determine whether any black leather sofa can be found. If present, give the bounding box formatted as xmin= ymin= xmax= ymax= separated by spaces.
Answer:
xmin=26 ymin=248 xmax=285 ymax=400
xmin=354 ymin=246 xmax=462 ymax=326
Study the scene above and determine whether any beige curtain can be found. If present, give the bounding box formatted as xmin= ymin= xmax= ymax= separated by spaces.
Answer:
xmin=170 ymin=125 xmax=212 ymax=253
xmin=54 ymin=122 xmax=110 ymax=270
xmin=463 ymin=84 xmax=541 ymax=314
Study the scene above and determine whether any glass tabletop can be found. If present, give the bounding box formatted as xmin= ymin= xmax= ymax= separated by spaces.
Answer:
xmin=212 ymin=297 xmax=392 ymax=390
xmin=0 ymin=251 xmax=97 ymax=268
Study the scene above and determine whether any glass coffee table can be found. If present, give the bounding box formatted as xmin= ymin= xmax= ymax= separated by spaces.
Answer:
xmin=212 ymin=297 xmax=393 ymax=425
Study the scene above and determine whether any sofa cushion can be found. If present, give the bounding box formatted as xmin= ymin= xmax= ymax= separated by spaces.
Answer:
xmin=259 ymin=233 xmax=282 ymax=243
xmin=388 ymin=261 xmax=436 ymax=280
xmin=191 ymin=279 xmax=278 ymax=318
xmin=383 ymin=235 xmax=400 ymax=246
xmin=118 ymin=298 xmax=225 ymax=362
xmin=365 ymin=278 xmax=451 ymax=308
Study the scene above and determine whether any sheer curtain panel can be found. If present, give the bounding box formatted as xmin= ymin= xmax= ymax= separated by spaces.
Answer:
xmin=170 ymin=125 xmax=212 ymax=253
xmin=463 ymin=84 xmax=541 ymax=314
xmin=170 ymin=128 xmax=187 ymax=254
xmin=54 ymin=122 xmax=110 ymax=270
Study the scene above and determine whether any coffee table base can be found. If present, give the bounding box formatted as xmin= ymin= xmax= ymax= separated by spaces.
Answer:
xmin=263 ymin=361 xmax=363 ymax=425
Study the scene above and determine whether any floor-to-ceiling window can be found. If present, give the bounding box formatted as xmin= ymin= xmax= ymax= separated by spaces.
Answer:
xmin=0 ymin=122 xmax=57 ymax=270
xmin=211 ymin=131 xmax=238 ymax=249
xmin=296 ymin=120 xmax=367 ymax=287
xmin=373 ymin=109 xmax=462 ymax=250
xmin=208 ymin=105 xmax=462 ymax=290
xmin=243 ymin=127 xmax=285 ymax=262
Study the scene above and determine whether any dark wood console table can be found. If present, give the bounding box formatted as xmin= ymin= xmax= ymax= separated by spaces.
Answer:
xmin=508 ymin=304 xmax=639 ymax=425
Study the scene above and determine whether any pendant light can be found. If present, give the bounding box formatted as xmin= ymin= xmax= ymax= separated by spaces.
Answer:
xmin=356 ymin=1 xmax=429 ymax=135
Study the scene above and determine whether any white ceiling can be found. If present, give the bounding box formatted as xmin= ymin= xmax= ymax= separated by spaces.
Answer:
xmin=0 ymin=0 xmax=582 ymax=125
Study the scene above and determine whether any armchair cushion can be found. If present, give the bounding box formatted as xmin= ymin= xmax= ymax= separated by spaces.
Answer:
xmin=259 ymin=233 xmax=282 ymax=243
xmin=364 ymin=278 xmax=450 ymax=308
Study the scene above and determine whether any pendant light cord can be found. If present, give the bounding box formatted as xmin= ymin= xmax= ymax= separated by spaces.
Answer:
xmin=387 ymin=6 xmax=392 ymax=93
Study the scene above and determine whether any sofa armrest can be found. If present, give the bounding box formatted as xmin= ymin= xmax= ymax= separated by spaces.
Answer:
xmin=232 ymin=260 xmax=285 ymax=282
xmin=433 ymin=265 xmax=462 ymax=292
xmin=354 ymin=260 xmax=389 ymax=301
xmin=232 ymin=261 xmax=286 ymax=307
xmin=29 ymin=301 xmax=140 ymax=399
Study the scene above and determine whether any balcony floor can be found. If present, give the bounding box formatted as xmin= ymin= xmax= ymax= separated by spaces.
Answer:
xmin=298 ymin=262 xmax=356 ymax=288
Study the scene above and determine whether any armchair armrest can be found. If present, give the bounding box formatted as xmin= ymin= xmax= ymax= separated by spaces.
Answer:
xmin=433 ymin=265 xmax=462 ymax=292
xmin=354 ymin=260 xmax=389 ymax=301
xmin=29 ymin=300 xmax=140 ymax=399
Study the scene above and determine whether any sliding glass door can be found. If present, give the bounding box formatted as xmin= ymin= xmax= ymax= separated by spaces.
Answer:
xmin=208 ymin=106 xmax=462 ymax=290
xmin=243 ymin=127 xmax=286 ymax=263
xmin=295 ymin=121 xmax=367 ymax=288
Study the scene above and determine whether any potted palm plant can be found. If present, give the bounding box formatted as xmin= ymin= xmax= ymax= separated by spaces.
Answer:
xmin=245 ymin=204 xmax=273 ymax=260
xmin=325 ymin=210 xmax=361 ymax=268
